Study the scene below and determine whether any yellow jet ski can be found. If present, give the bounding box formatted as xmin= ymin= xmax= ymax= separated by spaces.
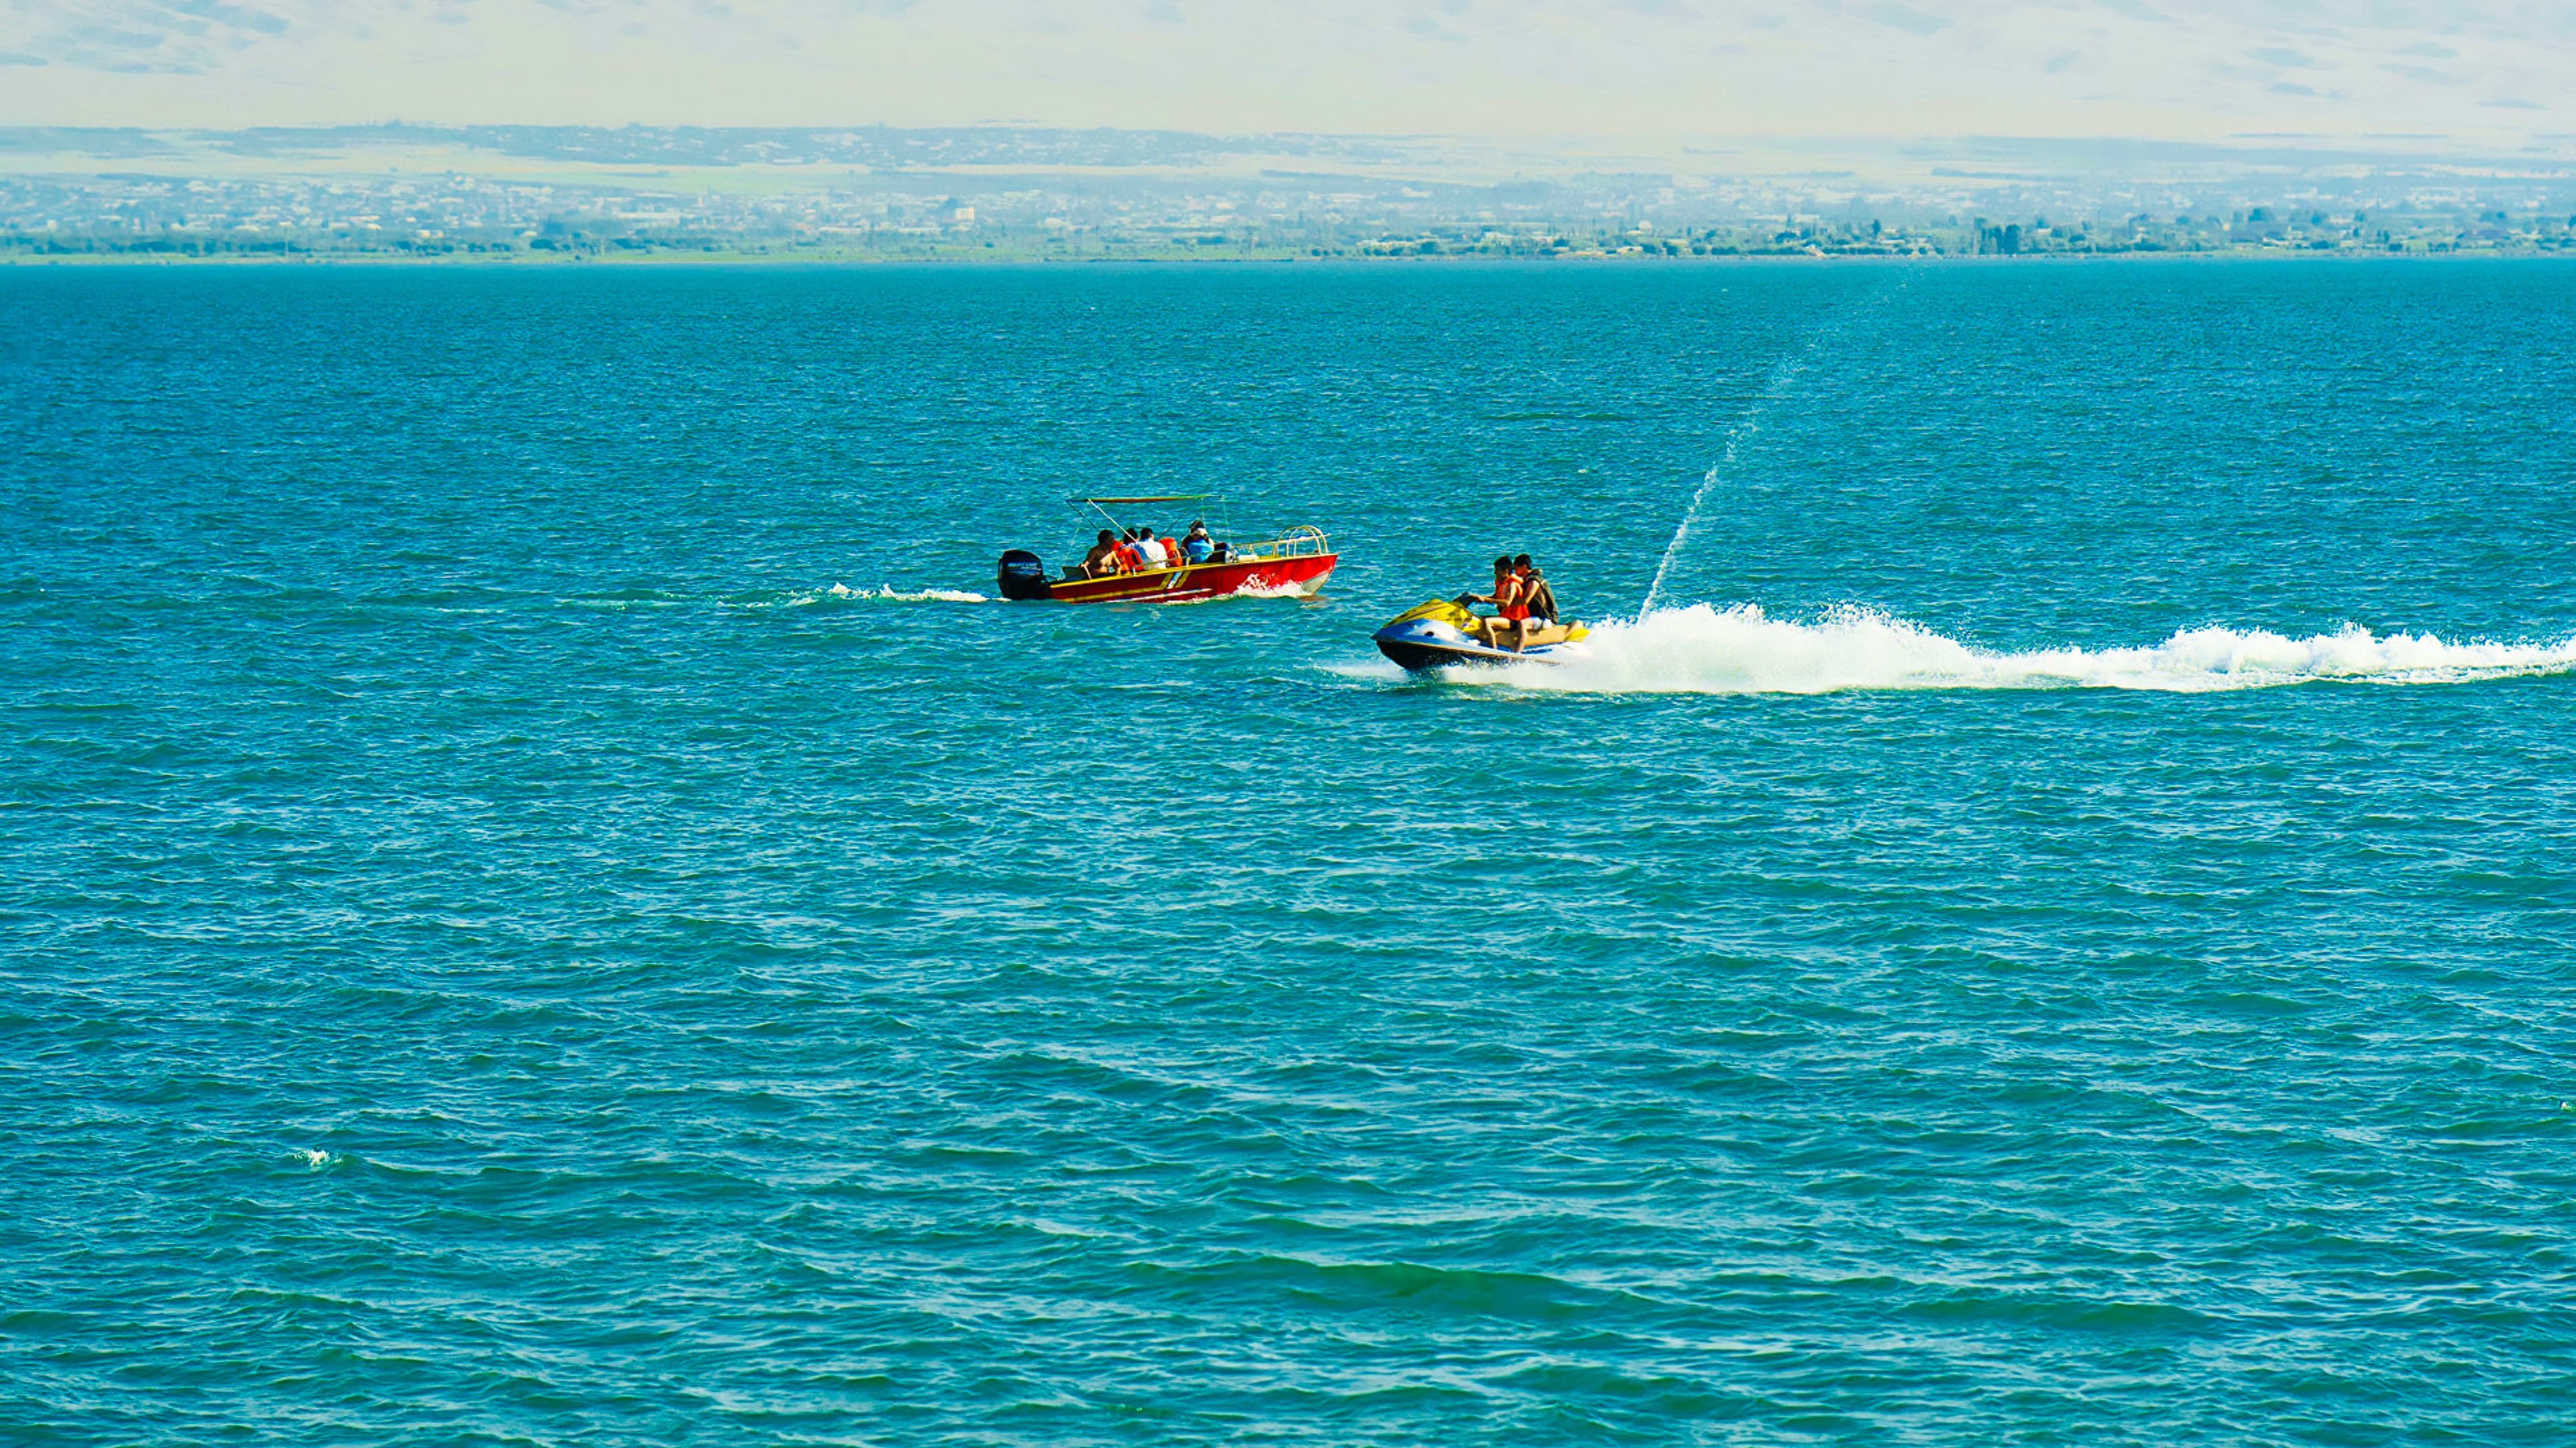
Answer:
xmin=1373 ymin=598 xmax=1593 ymax=671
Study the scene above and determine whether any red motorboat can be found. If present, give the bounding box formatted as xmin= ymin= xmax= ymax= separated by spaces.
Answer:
xmin=996 ymin=496 xmax=1338 ymax=604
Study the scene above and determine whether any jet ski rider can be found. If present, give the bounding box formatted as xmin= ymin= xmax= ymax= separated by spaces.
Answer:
xmin=1462 ymin=555 xmax=1532 ymax=651
xmin=1459 ymin=554 xmax=1562 ymax=652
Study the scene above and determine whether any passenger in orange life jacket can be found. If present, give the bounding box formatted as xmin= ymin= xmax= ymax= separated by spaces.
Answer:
xmin=1466 ymin=555 xmax=1528 ymax=649
xmin=1159 ymin=532 xmax=1184 ymax=567
xmin=1112 ymin=529 xmax=1147 ymax=573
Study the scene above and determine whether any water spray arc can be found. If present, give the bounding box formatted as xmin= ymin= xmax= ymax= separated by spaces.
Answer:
xmin=1636 ymin=354 xmax=1802 ymax=621
xmin=1635 ymin=268 xmax=1917 ymax=623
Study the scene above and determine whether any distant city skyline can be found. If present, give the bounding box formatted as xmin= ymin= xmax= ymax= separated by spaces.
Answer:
xmin=9 ymin=122 xmax=2569 ymax=265
xmin=3 ymin=1 xmax=2571 ymax=155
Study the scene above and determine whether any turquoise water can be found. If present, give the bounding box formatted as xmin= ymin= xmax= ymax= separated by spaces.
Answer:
xmin=4 ymin=260 xmax=2574 ymax=1444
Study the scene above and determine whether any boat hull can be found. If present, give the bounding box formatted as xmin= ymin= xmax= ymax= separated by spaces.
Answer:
xmin=1044 ymin=552 xmax=1336 ymax=604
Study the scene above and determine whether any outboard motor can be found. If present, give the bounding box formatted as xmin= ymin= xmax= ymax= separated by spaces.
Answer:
xmin=996 ymin=549 xmax=1051 ymax=602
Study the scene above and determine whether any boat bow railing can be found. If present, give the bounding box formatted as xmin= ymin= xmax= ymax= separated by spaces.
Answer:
xmin=1235 ymin=524 xmax=1331 ymax=560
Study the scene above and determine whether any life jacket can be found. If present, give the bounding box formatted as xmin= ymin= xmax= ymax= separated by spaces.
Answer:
xmin=1114 ymin=541 xmax=1144 ymax=572
xmin=1497 ymin=572 xmax=1530 ymax=621
xmin=1161 ymin=537 xmax=1182 ymax=566
xmin=1524 ymin=574 xmax=1559 ymax=621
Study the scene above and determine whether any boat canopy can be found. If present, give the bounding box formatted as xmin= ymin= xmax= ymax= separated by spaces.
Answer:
xmin=1068 ymin=492 xmax=1235 ymax=543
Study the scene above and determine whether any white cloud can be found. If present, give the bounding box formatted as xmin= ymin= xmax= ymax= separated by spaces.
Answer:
xmin=0 ymin=0 xmax=2567 ymax=144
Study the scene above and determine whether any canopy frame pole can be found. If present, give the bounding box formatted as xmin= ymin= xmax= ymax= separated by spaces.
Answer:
xmin=1066 ymin=494 xmax=1228 ymax=546
xmin=1077 ymin=497 xmax=1129 ymax=537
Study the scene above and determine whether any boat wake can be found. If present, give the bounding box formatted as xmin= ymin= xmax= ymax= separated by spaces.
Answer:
xmin=818 ymin=583 xmax=992 ymax=604
xmin=1443 ymin=603 xmax=2576 ymax=695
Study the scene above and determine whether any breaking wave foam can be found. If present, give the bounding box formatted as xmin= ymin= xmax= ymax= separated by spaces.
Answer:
xmin=1492 ymin=604 xmax=2576 ymax=695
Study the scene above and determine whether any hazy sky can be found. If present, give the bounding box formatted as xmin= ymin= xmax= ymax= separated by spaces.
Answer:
xmin=3 ymin=1 xmax=2569 ymax=146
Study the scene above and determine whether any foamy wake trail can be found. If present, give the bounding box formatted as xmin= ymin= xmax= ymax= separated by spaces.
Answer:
xmin=821 ymin=583 xmax=990 ymax=604
xmin=1496 ymin=604 xmax=2576 ymax=694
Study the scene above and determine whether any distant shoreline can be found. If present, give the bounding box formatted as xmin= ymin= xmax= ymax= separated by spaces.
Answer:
xmin=12 ymin=123 xmax=2568 ymax=273
xmin=7 ymin=246 xmax=2572 ymax=268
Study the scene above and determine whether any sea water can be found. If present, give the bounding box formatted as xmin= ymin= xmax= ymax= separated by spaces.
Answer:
xmin=3 ymin=260 xmax=2572 ymax=1444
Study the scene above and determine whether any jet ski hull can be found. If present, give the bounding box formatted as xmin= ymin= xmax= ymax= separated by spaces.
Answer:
xmin=1373 ymin=601 xmax=1591 ymax=672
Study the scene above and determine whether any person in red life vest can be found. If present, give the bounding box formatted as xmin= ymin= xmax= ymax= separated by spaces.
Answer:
xmin=1465 ymin=555 xmax=1530 ymax=650
xmin=1495 ymin=557 xmax=1533 ymax=651
xmin=1112 ymin=529 xmax=1147 ymax=574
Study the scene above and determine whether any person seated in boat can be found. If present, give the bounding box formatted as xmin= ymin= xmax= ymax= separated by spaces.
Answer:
xmin=1182 ymin=521 xmax=1214 ymax=564
xmin=1133 ymin=527 xmax=1169 ymax=570
xmin=1081 ymin=529 xmax=1122 ymax=577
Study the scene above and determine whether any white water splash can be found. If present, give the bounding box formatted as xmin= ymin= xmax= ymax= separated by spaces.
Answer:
xmin=1220 ymin=580 xmax=1327 ymax=601
xmin=821 ymin=583 xmax=990 ymax=604
xmin=1470 ymin=603 xmax=2576 ymax=695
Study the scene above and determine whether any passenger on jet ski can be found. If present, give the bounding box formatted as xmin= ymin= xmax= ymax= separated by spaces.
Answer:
xmin=1471 ymin=555 xmax=1567 ymax=652
xmin=1517 ymin=556 xmax=1560 ymax=631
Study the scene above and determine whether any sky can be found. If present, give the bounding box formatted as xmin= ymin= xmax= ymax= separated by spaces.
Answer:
xmin=2 ymin=1 xmax=2570 ymax=149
